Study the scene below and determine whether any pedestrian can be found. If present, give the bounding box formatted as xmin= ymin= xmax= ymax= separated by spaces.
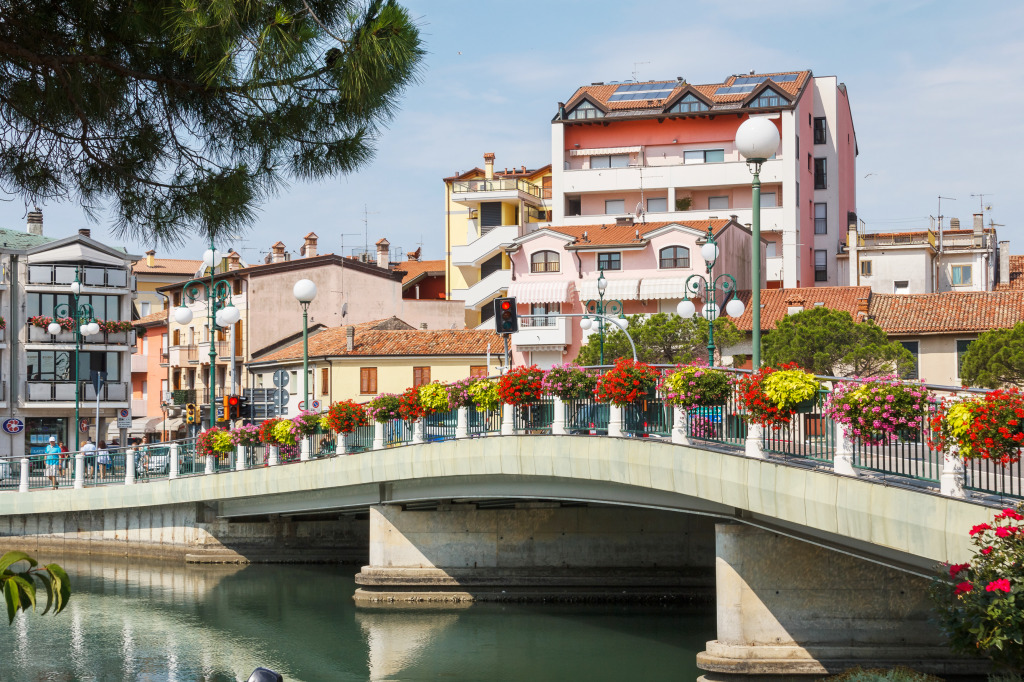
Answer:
xmin=43 ymin=436 xmax=61 ymax=489
xmin=96 ymin=440 xmax=111 ymax=480
xmin=81 ymin=437 xmax=97 ymax=479
xmin=58 ymin=440 xmax=68 ymax=476
xmin=136 ymin=434 xmax=151 ymax=482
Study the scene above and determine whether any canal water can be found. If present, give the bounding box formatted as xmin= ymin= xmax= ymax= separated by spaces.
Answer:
xmin=0 ymin=557 xmax=715 ymax=681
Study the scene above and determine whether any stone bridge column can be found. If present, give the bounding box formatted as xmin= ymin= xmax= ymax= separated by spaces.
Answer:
xmin=169 ymin=443 xmax=179 ymax=479
xmin=696 ymin=523 xmax=988 ymax=680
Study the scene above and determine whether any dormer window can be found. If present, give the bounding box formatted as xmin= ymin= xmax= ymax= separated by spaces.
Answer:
xmin=531 ymin=250 xmax=560 ymax=273
xmin=752 ymin=89 xmax=784 ymax=108
xmin=668 ymin=94 xmax=708 ymax=114
xmin=567 ymin=100 xmax=603 ymax=120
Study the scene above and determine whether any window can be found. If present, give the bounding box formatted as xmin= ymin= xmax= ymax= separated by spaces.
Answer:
xmin=900 ymin=341 xmax=920 ymax=380
xmin=761 ymin=192 xmax=777 ymax=208
xmin=646 ymin=198 xmax=667 ymax=213
xmin=860 ymin=260 xmax=872 ymax=277
xmin=173 ymin=291 xmax=181 ymax=306
xmin=752 ymin=90 xmax=783 ymax=108
xmin=957 ymin=339 xmax=974 ymax=378
xmin=531 ymin=250 xmax=560 ymax=273
xmin=566 ymin=197 xmax=581 ymax=216
xmin=813 ymin=117 xmax=827 ymax=144
xmin=320 ymin=368 xmax=329 ymax=395
xmin=814 ymin=158 xmax=827 ymax=189
xmin=359 ymin=368 xmax=377 ymax=394
xmin=142 ymin=380 xmax=148 ymax=400
xmin=814 ymin=203 xmax=827 ymax=234
xmin=894 ymin=280 xmax=909 ymax=294
xmin=814 ymin=250 xmax=827 ymax=282
xmin=683 ymin=149 xmax=724 ymax=164
xmin=952 ymin=264 xmax=973 ymax=286
xmin=27 ymin=293 xmax=123 ymax=320
xmin=659 ymin=246 xmax=690 ymax=269
xmin=604 ymin=199 xmax=625 ymax=214
xmin=531 ymin=303 xmax=557 ymax=326
xmin=290 ymin=371 xmax=298 ymax=395
xmin=413 ymin=366 xmax=431 ymax=388
xmin=590 ymin=154 xmax=629 ymax=169
xmin=708 ymin=196 xmax=729 ymax=210
xmin=26 ymin=350 xmax=121 ymax=382
xmin=161 ymin=334 xmax=168 ymax=354
xmin=597 ymin=253 xmax=621 ymax=271
xmin=766 ymin=242 xmax=777 ymax=258
xmin=470 ymin=366 xmax=488 ymax=378
xmin=233 ymin=279 xmax=242 ymax=295
xmin=669 ymin=94 xmax=708 ymax=113
xmin=567 ymin=100 xmax=602 ymax=120
xmin=140 ymin=301 xmax=151 ymax=316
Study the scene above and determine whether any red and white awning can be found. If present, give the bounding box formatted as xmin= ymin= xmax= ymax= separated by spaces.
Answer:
xmin=578 ymin=278 xmax=641 ymax=301
xmin=569 ymin=146 xmax=643 ymax=157
xmin=506 ymin=280 xmax=574 ymax=304
xmin=639 ymin=277 xmax=690 ymax=300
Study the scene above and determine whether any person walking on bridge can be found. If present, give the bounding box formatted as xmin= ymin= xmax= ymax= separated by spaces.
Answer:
xmin=43 ymin=436 xmax=61 ymax=489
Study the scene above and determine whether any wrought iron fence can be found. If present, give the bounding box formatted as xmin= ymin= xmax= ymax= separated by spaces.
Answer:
xmin=564 ymin=397 xmax=609 ymax=435
xmin=762 ymin=390 xmax=835 ymax=463
xmin=347 ymin=425 xmax=375 ymax=453
xmin=384 ymin=419 xmax=411 ymax=447
xmin=965 ymin=457 xmax=1024 ymax=500
xmin=851 ymin=397 xmax=942 ymax=482
xmin=513 ymin=399 xmax=555 ymax=434
xmin=424 ymin=411 xmax=457 ymax=442
xmin=467 ymin=409 xmax=500 ymax=435
xmin=622 ymin=396 xmax=673 ymax=438
xmin=307 ymin=428 xmax=336 ymax=459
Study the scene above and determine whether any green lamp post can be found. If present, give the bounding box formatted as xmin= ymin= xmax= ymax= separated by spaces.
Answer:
xmin=48 ymin=275 xmax=100 ymax=449
xmin=581 ymin=270 xmax=625 ymax=365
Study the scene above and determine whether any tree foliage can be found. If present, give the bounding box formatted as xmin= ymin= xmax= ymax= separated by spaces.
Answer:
xmin=1 ymin=551 xmax=70 ymax=625
xmin=0 ymin=0 xmax=423 ymax=244
xmin=960 ymin=323 xmax=1024 ymax=388
xmin=762 ymin=307 xmax=914 ymax=377
xmin=576 ymin=313 xmax=744 ymax=366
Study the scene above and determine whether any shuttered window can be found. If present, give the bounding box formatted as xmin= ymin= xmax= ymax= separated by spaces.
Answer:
xmin=480 ymin=202 xmax=503 ymax=228
xmin=413 ymin=367 xmax=431 ymax=387
xmin=470 ymin=366 xmax=488 ymax=378
xmin=359 ymin=367 xmax=377 ymax=394
xmin=320 ymin=368 xmax=329 ymax=394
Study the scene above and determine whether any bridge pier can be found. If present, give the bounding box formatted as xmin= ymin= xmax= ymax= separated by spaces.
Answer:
xmin=697 ymin=524 xmax=988 ymax=680
xmin=354 ymin=503 xmax=717 ymax=605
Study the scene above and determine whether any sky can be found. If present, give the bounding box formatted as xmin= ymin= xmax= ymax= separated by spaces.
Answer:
xmin=6 ymin=0 xmax=1022 ymax=262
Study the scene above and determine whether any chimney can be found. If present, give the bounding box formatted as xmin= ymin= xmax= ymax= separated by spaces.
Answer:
xmin=950 ymin=217 xmax=960 ymax=230
xmin=145 ymin=249 xmax=156 ymax=267
xmin=1000 ymin=241 xmax=1011 ymax=285
xmin=615 ymin=216 xmax=634 ymax=227
xmin=27 ymin=209 xmax=42 ymax=235
xmin=300 ymin=232 xmax=318 ymax=258
xmin=271 ymin=241 xmax=286 ymax=263
xmin=375 ymin=238 xmax=390 ymax=269
xmin=483 ymin=152 xmax=495 ymax=180
xmin=856 ymin=297 xmax=870 ymax=318
xmin=973 ymin=213 xmax=983 ymax=233
xmin=407 ymin=247 xmax=421 ymax=262
xmin=228 ymin=251 xmax=242 ymax=271
xmin=78 ymin=228 xmax=91 ymax=238
xmin=420 ymin=323 xmax=427 ymax=330
xmin=346 ymin=325 xmax=354 ymax=352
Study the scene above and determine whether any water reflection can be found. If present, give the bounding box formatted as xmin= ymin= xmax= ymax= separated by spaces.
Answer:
xmin=0 ymin=556 xmax=713 ymax=681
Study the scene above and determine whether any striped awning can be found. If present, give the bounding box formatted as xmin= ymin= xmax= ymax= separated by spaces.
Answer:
xmin=569 ymin=146 xmax=643 ymax=157
xmin=639 ymin=277 xmax=690 ymax=300
xmin=507 ymin=280 xmax=574 ymax=304
xmin=578 ymin=278 xmax=641 ymax=301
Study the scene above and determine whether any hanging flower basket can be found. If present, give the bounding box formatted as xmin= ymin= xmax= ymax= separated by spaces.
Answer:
xmin=197 ymin=427 xmax=234 ymax=457
xmin=325 ymin=400 xmax=368 ymax=433
xmin=98 ymin=320 xmax=133 ymax=333
xmin=661 ymin=364 xmax=731 ymax=408
xmin=291 ymin=410 xmax=321 ymax=437
xmin=232 ymin=423 xmax=261 ymax=447
xmin=467 ymin=379 xmax=500 ymax=412
xmin=594 ymin=359 xmax=660 ymax=407
xmin=541 ymin=363 xmax=598 ymax=401
xmin=930 ymin=388 xmax=1024 ymax=465
xmin=418 ymin=382 xmax=451 ymax=415
xmin=398 ymin=387 xmax=425 ymax=422
xmin=737 ymin=363 xmax=821 ymax=428
xmin=365 ymin=393 xmax=402 ymax=423
xmin=498 ymin=365 xmax=545 ymax=406
xmin=825 ymin=376 xmax=933 ymax=444
xmin=446 ymin=378 xmax=476 ymax=410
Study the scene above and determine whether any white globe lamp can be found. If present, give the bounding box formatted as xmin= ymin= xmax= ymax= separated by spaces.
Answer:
xmin=293 ymin=279 xmax=318 ymax=303
xmin=736 ymin=117 xmax=781 ymax=162
xmin=174 ymin=306 xmax=193 ymax=325
xmin=703 ymin=302 xmax=720 ymax=322
xmin=80 ymin=324 xmax=90 ymax=336
xmin=700 ymin=241 xmax=719 ymax=264
xmin=725 ymin=298 xmax=746 ymax=318
xmin=47 ymin=322 xmax=61 ymax=335
xmin=86 ymin=322 xmax=100 ymax=336
xmin=202 ymin=248 xmax=224 ymax=268
xmin=580 ymin=317 xmax=592 ymax=330
xmin=676 ymin=300 xmax=696 ymax=319
xmin=614 ymin=317 xmax=628 ymax=330
xmin=218 ymin=304 xmax=241 ymax=326
xmin=70 ymin=281 xmax=82 ymax=296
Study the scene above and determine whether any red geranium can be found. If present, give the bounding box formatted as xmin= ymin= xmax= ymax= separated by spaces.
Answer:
xmin=258 ymin=418 xmax=281 ymax=444
xmin=594 ymin=359 xmax=660 ymax=407
xmin=398 ymin=387 xmax=425 ymax=422
xmin=498 ymin=365 xmax=545 ymax=406
xmin=930 ymin=388 xmax=1024 ymax=465
xmin=326 ymin=400 xmax=368 ymax=433
xmin=735 ymin=362 xmax=806 ymax=429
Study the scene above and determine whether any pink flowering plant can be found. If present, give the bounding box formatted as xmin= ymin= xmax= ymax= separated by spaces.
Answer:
xmin=541 ymin=363 xmax=597 ymax=401
xmin=365 ymin=393 xmax=402 ymax=423
xmin=661 ymin=363 xmax=731 ymax=409
xmin=824 ymin=376 xmax=933 ymax=444
xmin=232 ymin=423 xmax=261 ymax=447
xmin=931 ymin=504 xmax=1024 ymax=669
xmin=446 ymin=378 xmax=476 ymax=409
xmin=291 ymin=410 xmax=322 ymax=437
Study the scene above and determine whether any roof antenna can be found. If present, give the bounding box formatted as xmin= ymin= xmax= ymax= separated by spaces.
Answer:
xmin=970 ymin=193 xmax=993 ymax=214
xmin=632 ymin=61 xmax=650 ymax=82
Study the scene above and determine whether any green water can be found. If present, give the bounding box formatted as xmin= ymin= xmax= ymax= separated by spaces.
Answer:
xmin=0 ymin=557 xmax=715 ymax=681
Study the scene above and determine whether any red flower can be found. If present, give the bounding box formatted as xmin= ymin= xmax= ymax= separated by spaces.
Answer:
xmin=986 ymin=578 xmax=1012 ymax=593
xmin=953 ymin=581 xmax=973 ymax=596
xmin=996 ymin=527 xmax=1014 ymax=538
xmin=970 ymin=523 xmax=992 ymax=536
xmin=999 ymin=508 xmax=1024 ymax=521
xmin=981 ymin=546 xmax=993 ymax=555
xmin=949 ymin=562 xmax=971 ymax=578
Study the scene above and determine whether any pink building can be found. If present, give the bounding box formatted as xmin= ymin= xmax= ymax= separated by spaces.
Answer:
xmin=506 ymin=217 xmax=764 ymax=367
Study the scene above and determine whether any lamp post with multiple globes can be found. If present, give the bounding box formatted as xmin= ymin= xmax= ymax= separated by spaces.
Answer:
xmin=292 ymin=279 xmax=318 ymax=412
xmin=48 ymin=275 xmax=100 ymax=449
xmin=580 ymin=271 xmax=627 ymax=365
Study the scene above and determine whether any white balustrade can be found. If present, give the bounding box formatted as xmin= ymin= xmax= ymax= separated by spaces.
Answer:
xmin=412 ymin=419 xmax=425 ymax=445
xmin=300 ymin=438 xmax=311 ymax=461
xmin=501 ymin=404 xmax=514 ymax=436
xmin=941 ymin=446 xmax=966 ymax=499
xmin=19 ymin=457 xmax=29 ymax=492
xmin=125 ymin=448 xmax=136 ymax=485
xmin=671 ymin=406 xmax=690 ymax=446
xmin=205 ymin=454 xmax=215 ymax=475
xmin=235 ymin=445 xmax=246 ymax=471
xmin=607 ymin=405 xmax=623 ymax=438
xmin=551 ymin=398 xmax=566 ymax=436
xmin=745 ymin=424 xmax=765 ymax=459
xmin=169 ymin=443 xmax=179 ymax=479
xmin=268 ymin=445 xmax=280 ymax=466
xmin=833 ymin=423 xmax=858 ymax=477
xmin=74 ymin=453 xmax=85 ymax=489
xmin=456 ymin=408 xmax=469 ymax=439
xmin=372 ymin=422 xmax=385 ymax=450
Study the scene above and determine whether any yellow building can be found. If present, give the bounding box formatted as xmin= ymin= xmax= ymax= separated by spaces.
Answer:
xmin=132 ymin=251 xmax=205 ymax=316
xmin=445 ymin=153 xmax=552 ymax=328
xmin=248 ymin=318 xmax=503 ymax=412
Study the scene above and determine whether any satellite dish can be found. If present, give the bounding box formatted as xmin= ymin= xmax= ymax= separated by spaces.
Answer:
xmin=341 ymin=302 xmax=348 ymax=318
xmin=634 ymin=202 xmax=646 ymax=224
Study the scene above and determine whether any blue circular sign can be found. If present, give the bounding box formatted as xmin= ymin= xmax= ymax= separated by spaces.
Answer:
xmin=2 ymin=419 xmax=24 ymax=434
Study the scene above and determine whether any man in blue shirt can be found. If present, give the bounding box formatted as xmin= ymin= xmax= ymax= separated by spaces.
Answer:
xmin=44 ymin=436 xmax=61 ymax=489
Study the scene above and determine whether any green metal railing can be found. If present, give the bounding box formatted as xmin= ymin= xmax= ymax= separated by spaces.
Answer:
xmin=564 ymin=398 xmax=609 ymax=435
xmin=513 ymin=399 xmax=555 ymax=434
xmin=424 ymin=410 xmax=457 ymax=442
xmin=347 ymin=425 xmax=375 ymax=453
xmin=384 ymin=419 xmax=411 ymax=447
xmin=468 ymin=409 xmax=500 ymax=435
xmin=851 ymin=398 xmax=942 ymax=483
xmin=762 ymin=389 xmax=835 ymax=463
xmin=622 ymin=396 xmax=673 ymax=437
xmin=307 ymin=428 xmax=336 ymax=459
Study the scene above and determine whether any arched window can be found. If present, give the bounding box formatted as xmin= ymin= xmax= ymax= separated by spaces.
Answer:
xmin=531 ymin=250 xmax=560 ymax=273
xmin=659 ymin=246 xmax=690 ymax=269
xmin=752 ymin=89 xmax=783 ymax=108
xmin=668 ymin=94 xmax=708 ymax=114
xmin=566 ymin=100 xmax=603 ymax=120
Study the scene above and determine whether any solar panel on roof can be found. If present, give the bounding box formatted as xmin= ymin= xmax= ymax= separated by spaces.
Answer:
xmin=772 ymin=73 xmax=798 ymax=82
xmin=715 ymin=85 xmax=757 ymax=95
xmin=607 ymin=82 xmax=676 ymax=102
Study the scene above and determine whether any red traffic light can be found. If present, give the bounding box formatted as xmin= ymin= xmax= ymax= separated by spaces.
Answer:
xmin=500 ymin=300 xmax=512 ymax=311
xmin=228 ymin=395 xmax=239 ymax=407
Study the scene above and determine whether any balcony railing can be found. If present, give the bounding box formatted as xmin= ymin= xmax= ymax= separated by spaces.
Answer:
xmin=130 ymin=354 xmax=148 ymax=373
xmin=185 ymin=342 xmax=236 ymax=363
xmin=452 ymin=177 xmax=542 ymax=199
xmin=26 ymin=323 xmax=135 ymax=346
xmin=27 ymin=264 xmax=129 ymax=288
xmin=25 ymin=381 xmax=129 ymax=402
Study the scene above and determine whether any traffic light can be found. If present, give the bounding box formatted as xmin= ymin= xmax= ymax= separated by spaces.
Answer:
xmin=227 ymin=394 xmax=240 ymax=419
xmin=185 ymin=403 xmax=197 ymax=424
xmin=494 ymin=297 xmax=518 ymax=334
xmin=220 ymin=395 xmax=233 ymax=422
xmin=237 ymin=394 xmax=251 ymax=420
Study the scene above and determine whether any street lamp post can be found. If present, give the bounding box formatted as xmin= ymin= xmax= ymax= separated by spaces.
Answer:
xmin=293 ymin=279 xmax=318 ymax=411
xmin=49 ymin=276 xmax=100 ymax=449
xmin=676 ymin=223 xmax=746 ymax=366
xmin=580 ymin=271 xmax=626 ymax=365
xmin=736 ymin=117 xmax=781 ymax=369
xmin=172 ymin=239 xmax=240 ymax=429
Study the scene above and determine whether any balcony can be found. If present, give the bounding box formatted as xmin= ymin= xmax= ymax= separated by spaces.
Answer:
xmin=130 ymin=354 xmax=149 ymax=373
xmin=27 ymin=263 xmax=129 ymax=289
xmin=451 ymin=177 xmax=544 ymax=207
xmin=511 ymin=316 xmax=571 ymax=350
xmin=766 ymin=256 xmax=784 ymax=282
xmin=185 ymin=342 xmax=237 ymax=364
xmin=25 ymin=381 xmax=129 ymax=403
xmin=558 ymin=205 xmax=786 ymax=232
xmin=131 ymin=398 xmax=148 ymax=415
xmin=562 ymin=157 xmax=784 ymax=195
xmin=452 ymin=224 xmax=520 ymax=267
xmin=449 ymin=269 xmax=511 ymax=310
xmin=26 ymin=323 xmax=135 ymax=346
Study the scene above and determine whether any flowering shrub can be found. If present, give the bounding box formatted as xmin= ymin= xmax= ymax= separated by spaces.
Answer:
xmin=690 ymin=415 xmax=719 ymax=439
xmin=398 ymin=387 xmax=425 ymax=422
xmin=232 ymin=423 xmax=261 ymax=447
xmin=932 ymin=505 xmax=1024 ymax=668
xmin=197 ymin=427 xmax=234 ymax=457
xmin=661 ymin=364 xmax=731 ymax=408
xmin=366 ymin=393 xmax=402 ymax=423
xmin=737 ymin=363 xmax=820 ymax=428
xmin=446 ymin=378 xmax=476 ymax=409
xmin=29 ymin=315 xmax=75 ymax=331
xmin=279 ymin=443 xmax=300 ymax=462
xmin=498 ymin=365 xmax=544 ymax=406
xmin=930 ymin=389 xmax=1024 ymax=465
xmin=98 ymin=320 xmax=133 ymax=333
xmin=258 ymin=418 xmax=282 ymax=444
xmin=825 ymin=376 xmax=932 ymax=444
xmin=325 ymin=401 xmax=368 ymax=433
xmin=418 ymin=382 xmax=451 ymax=414
xmin=594 ymin=359 xmax=660 ymax=407
xmin=291 ymin=410 xmax=321 ymax=436
xmin=541 ymin=363 xmax=597 ymax=401
xmin=272 ymin=419 xmax=299 ymax=446
xmin=468 ymin=379 xmax=500 ymax=412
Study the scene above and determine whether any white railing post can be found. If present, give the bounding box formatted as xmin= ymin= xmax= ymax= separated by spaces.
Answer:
xmin=671 ymin=406 xmax=690 ymax=446
xmin=235 ymin=444 xmax=246 ymax=471
xmin=74 ymin=452 xmax=85 ymax=489
xmin=372 ymin=422 xmax=385 ymax=450
xmin=268 ymin=445 xmax=281 ymax=466
xmin=335 ymin=432 xmax=347 ymax=455
xmin=607 ymin=405 xmax=623 ymax=438
xmin=941 ymin=446 xmax=966 ymax=499
xmin=300 ymin=438 xmax=311 ymax=461
xmin=204 ymin=454 xmax=215 ymax=475
xmin=412 ymin=419 xmax=425 ymax=445
xmin=551 ymin=397 xmax=566 ymax=435
xmin=169 ymin=443 xmax=179 ymax=479
xmin=456 ymin=408 xmax=469 ymax=439
xmin=501 ymin=404 xmax=515 ymax=435
xmin=19 ymin=457 xmax=29 ymax=493
xmin=125 ymin=448 xmax=136 ymax=485
xmin=745 ymin=423 xmax=765 ymax=459
xmin=833 ymin=423 xmax=858 ymax=477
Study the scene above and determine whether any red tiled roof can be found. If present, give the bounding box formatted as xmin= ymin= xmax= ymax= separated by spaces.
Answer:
xmin=869 ymin=292 xmax=1024 ymax=335
xmin=393 ymin=259 xmax=445 ymax=285
xmin=256 ymin=325 xmax=501 ymax=363
xmin=134 ymin=310 xmax=168 ymax=327
xmin=444 ymin=164 xmax=552 ymax=182
xmin=133 ymin=258 xmax=203 ymax=276
xmin=545 ymin=219 xmax=729 ymax=248
xmin=995 ymin=255 xmax=1024 ymax=291
xmin=731 ymin=286 xmax=872 ymax=331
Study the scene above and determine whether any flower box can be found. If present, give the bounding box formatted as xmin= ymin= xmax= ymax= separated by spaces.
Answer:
xmin=794 ymin=396 xmax=818 ymax=414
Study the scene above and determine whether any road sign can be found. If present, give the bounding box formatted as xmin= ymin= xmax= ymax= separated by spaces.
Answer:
xmin=273 ymin=389 xmax=290 ymax=407
xmin=79 ymin=418 xmax=90 ymax=433
xmin=117 ymin=408 xmax=132 ymax=429
xmin=91 ymin=370 xmax=107 ymax=394
xmin=2 ymin=418 xmax=24 ymax=434
xmin=311 ymin=400 xmax=321 ymax=410
xmin=273 ymin=370 xmax=290 ymax=388
xmin=298 ymin=401 xmax=305 ymax=411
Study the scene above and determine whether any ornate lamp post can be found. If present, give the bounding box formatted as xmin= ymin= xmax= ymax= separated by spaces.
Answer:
xmin=49 ymin=276 xmax=100 ymax=449
xmin=735 ymin=117 xmax=780 ymax=368
xmin=172 ymin=240 xmax=240 ymax=429
xmin=580 ymin=271 xmax=626 ymax=365
xmin=676 ymin=223 xmax=746 ymax=366
xmin=293 ymin=279 xmax=318 ymax=411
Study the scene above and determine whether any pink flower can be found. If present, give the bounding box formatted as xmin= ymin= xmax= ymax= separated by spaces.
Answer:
xmin=986 ymin=579 xmax=1011 ymax=593
xmin=996 ymin=527 xmax=1014 ymax=538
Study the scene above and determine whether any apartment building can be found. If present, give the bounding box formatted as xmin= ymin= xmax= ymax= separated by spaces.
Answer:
xmin=549 ymin=70 xmax=857 ymax=289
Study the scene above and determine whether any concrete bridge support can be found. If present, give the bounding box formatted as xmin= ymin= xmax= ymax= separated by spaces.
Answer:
xmin=354 ymin=503 xmax=717 ymax=605
xmin=697 ymin=524 xmax=989 ymax=681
